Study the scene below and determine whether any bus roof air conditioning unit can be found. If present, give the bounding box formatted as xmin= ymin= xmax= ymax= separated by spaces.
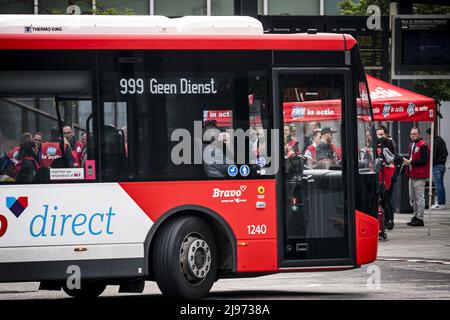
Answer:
xmin=171 ymin=16 xmax=263 ymax=35
xmin=0 ymin=14 xmax=174 ymax=34
xmin=0 ymin=15 xmax=263 ymax=35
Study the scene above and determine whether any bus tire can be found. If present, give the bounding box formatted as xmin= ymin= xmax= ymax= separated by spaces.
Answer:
xmin=62 ymin=280 xmax=107 ymax=299
xmin=152 ymin=216 xmax=218 ymax=299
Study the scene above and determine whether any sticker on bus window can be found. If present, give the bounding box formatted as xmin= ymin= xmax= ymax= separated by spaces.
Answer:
xmin=50 ymin=168 xmax=85 ymax=181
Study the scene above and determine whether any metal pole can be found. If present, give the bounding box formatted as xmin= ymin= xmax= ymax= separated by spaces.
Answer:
xmin=428 ymin=121 xmax=434 ymax=236
xmin=206 ymin=0 xmax=211 ymax=16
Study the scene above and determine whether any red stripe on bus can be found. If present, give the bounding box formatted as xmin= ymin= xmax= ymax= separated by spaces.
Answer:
xmin=0 ymin=34 xmax=356 ymax=50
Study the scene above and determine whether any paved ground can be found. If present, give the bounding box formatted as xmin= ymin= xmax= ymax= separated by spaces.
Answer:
xmin=0 ymin=208 xmax=449 ymax=301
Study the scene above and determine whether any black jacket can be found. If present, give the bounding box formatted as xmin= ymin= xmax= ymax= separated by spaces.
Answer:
xmin=433 ymin=136 xmax=448 ymax=165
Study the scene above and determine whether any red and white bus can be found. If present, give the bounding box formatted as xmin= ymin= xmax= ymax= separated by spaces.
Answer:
xmin=0 ymin=15 xmax=378 ymax=299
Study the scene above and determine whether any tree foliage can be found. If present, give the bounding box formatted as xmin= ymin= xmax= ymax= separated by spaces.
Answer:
xmin=338 ymin=0 xmax=389 ymax=16
xmin=44 ymin=0 xmax=134 ymax=15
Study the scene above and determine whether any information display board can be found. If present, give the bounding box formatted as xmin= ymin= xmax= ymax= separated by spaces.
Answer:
xmin=258 ymin=15 xmax=390 ymax=80
xmin=394 ymin=16 xmax=450 ymax=73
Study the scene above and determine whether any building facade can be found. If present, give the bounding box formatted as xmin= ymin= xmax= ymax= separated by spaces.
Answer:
xmin=0 ymin=0 xmax=341 ymax=16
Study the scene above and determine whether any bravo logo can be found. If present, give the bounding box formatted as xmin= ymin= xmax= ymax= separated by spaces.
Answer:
xmin=212 ymin=185 xmax=248 ymax=204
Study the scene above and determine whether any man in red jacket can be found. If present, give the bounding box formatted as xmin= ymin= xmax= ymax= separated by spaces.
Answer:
xmin=404 ymin=127 xmax=430 ymax=227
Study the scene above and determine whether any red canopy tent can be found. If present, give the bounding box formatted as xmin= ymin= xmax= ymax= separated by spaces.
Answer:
xmin=367 ymin=74 xmax=435 ymax=123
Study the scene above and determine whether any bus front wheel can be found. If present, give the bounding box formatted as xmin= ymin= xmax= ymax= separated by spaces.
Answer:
xmin=152 ymin=216 xmax=218 ymax=299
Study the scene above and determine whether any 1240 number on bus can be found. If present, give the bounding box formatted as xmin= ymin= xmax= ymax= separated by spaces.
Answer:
xmin=247 ymin=224 xmax=267 ymax=235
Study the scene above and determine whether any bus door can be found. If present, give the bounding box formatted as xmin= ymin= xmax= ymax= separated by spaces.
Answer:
xmin=273 ymin=68 xmax=355 ymax=268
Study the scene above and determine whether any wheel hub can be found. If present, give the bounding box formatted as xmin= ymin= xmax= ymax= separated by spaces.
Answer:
xmin=180 ymin=235 xmax=211 ymax=283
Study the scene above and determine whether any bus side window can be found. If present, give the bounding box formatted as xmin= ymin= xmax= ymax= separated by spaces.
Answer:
xmin=101 ymin=125 xmax=126 ymax=182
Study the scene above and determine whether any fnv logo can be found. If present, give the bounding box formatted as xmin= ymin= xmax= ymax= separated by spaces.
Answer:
xmin=407 ymin=103 xmax=415 ymax=116
xmin=382 ymin=104 xmax=391 ymax=118
xmin=6 ymin=196 xmax=28 ymax=218
xmin=291 ymin=106 xmax=306 ymax=118
xmin=47 ymin=147 xmax=57 ymax=156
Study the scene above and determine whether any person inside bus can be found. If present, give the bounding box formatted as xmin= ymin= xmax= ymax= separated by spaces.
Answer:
xmin=34 ymin=132 xmax=43 ymax=159
xmin=249 ymin=127 xmax=259 ymax=160
xmin=74 ymin=132 xmax=87 ymax=163
xmin=0 ymin=155 xmax=17 ymax=182
xmin=63 ymin=125 xmax=76 ymax=149
xmin=16 ymin=140 xmax=39 ymax=183
xmin=315 ymin=127 xmax=340 ymax=169
xmin=284 ymin=124 xmax=299 ymax=159
xmin=7 ymin=132 xmax=33 ymax=165
xmin=203 ymin=120 xmax=233 ymax=177
xmin=121 ymin=126 xmax=128 ymax=157
xmin=303 ymin=129 xmax=321 ymax=168
xmin=40 ymin=128 xmax=74 ymax=168
xmin=303 ymin=121 xmax=321 ymax=153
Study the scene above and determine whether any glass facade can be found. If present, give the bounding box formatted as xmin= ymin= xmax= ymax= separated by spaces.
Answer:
xmin=0 ymin=0 xmax=34 ymax=14
xmin=0 ymin=0 xmax=333 ymax=16
xmin=38 ymin=0 xmax=92 ymax=14
xmin=268 ymin=0 xmax=320 ymax=15
xmin=155 ymin=0 xmax=206 ymax=16
xmin=324 ymin=0 xmax=342 ymax=15
xmin=96 ymin=0 xmax=150 ymax=15
xmin=211 ymin=0 xmax=233 ymax=16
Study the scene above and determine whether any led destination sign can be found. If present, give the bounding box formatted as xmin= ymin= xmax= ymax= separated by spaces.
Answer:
xmin=119 ymin=77 xmax=218 ymax=95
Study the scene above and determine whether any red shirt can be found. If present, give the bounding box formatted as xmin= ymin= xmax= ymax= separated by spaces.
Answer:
xmin=74 ymin=141 xmax=85 ymax=163
xmin=304 ymin=143 xmax=317 ymax=160
xmin=7 ymin=146 xmax=20 ymax=164
xmin=39 ymin=142 xmax=62 ymax=168
xmin=16 ymin=155 xmax=39 ymax=173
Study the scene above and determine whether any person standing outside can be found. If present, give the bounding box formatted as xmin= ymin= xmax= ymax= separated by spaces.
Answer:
xmin=426 ymin=128 xmax=448 ymax=209
xmin=376 ymin=125 xmax=397 ymax=230
xmin=404 ymin=127 xmax=430 ymax=227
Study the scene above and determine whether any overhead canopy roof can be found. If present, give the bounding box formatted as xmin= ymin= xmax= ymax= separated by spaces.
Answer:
xmin=368 ymin=75 xmax=435 ymax=122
